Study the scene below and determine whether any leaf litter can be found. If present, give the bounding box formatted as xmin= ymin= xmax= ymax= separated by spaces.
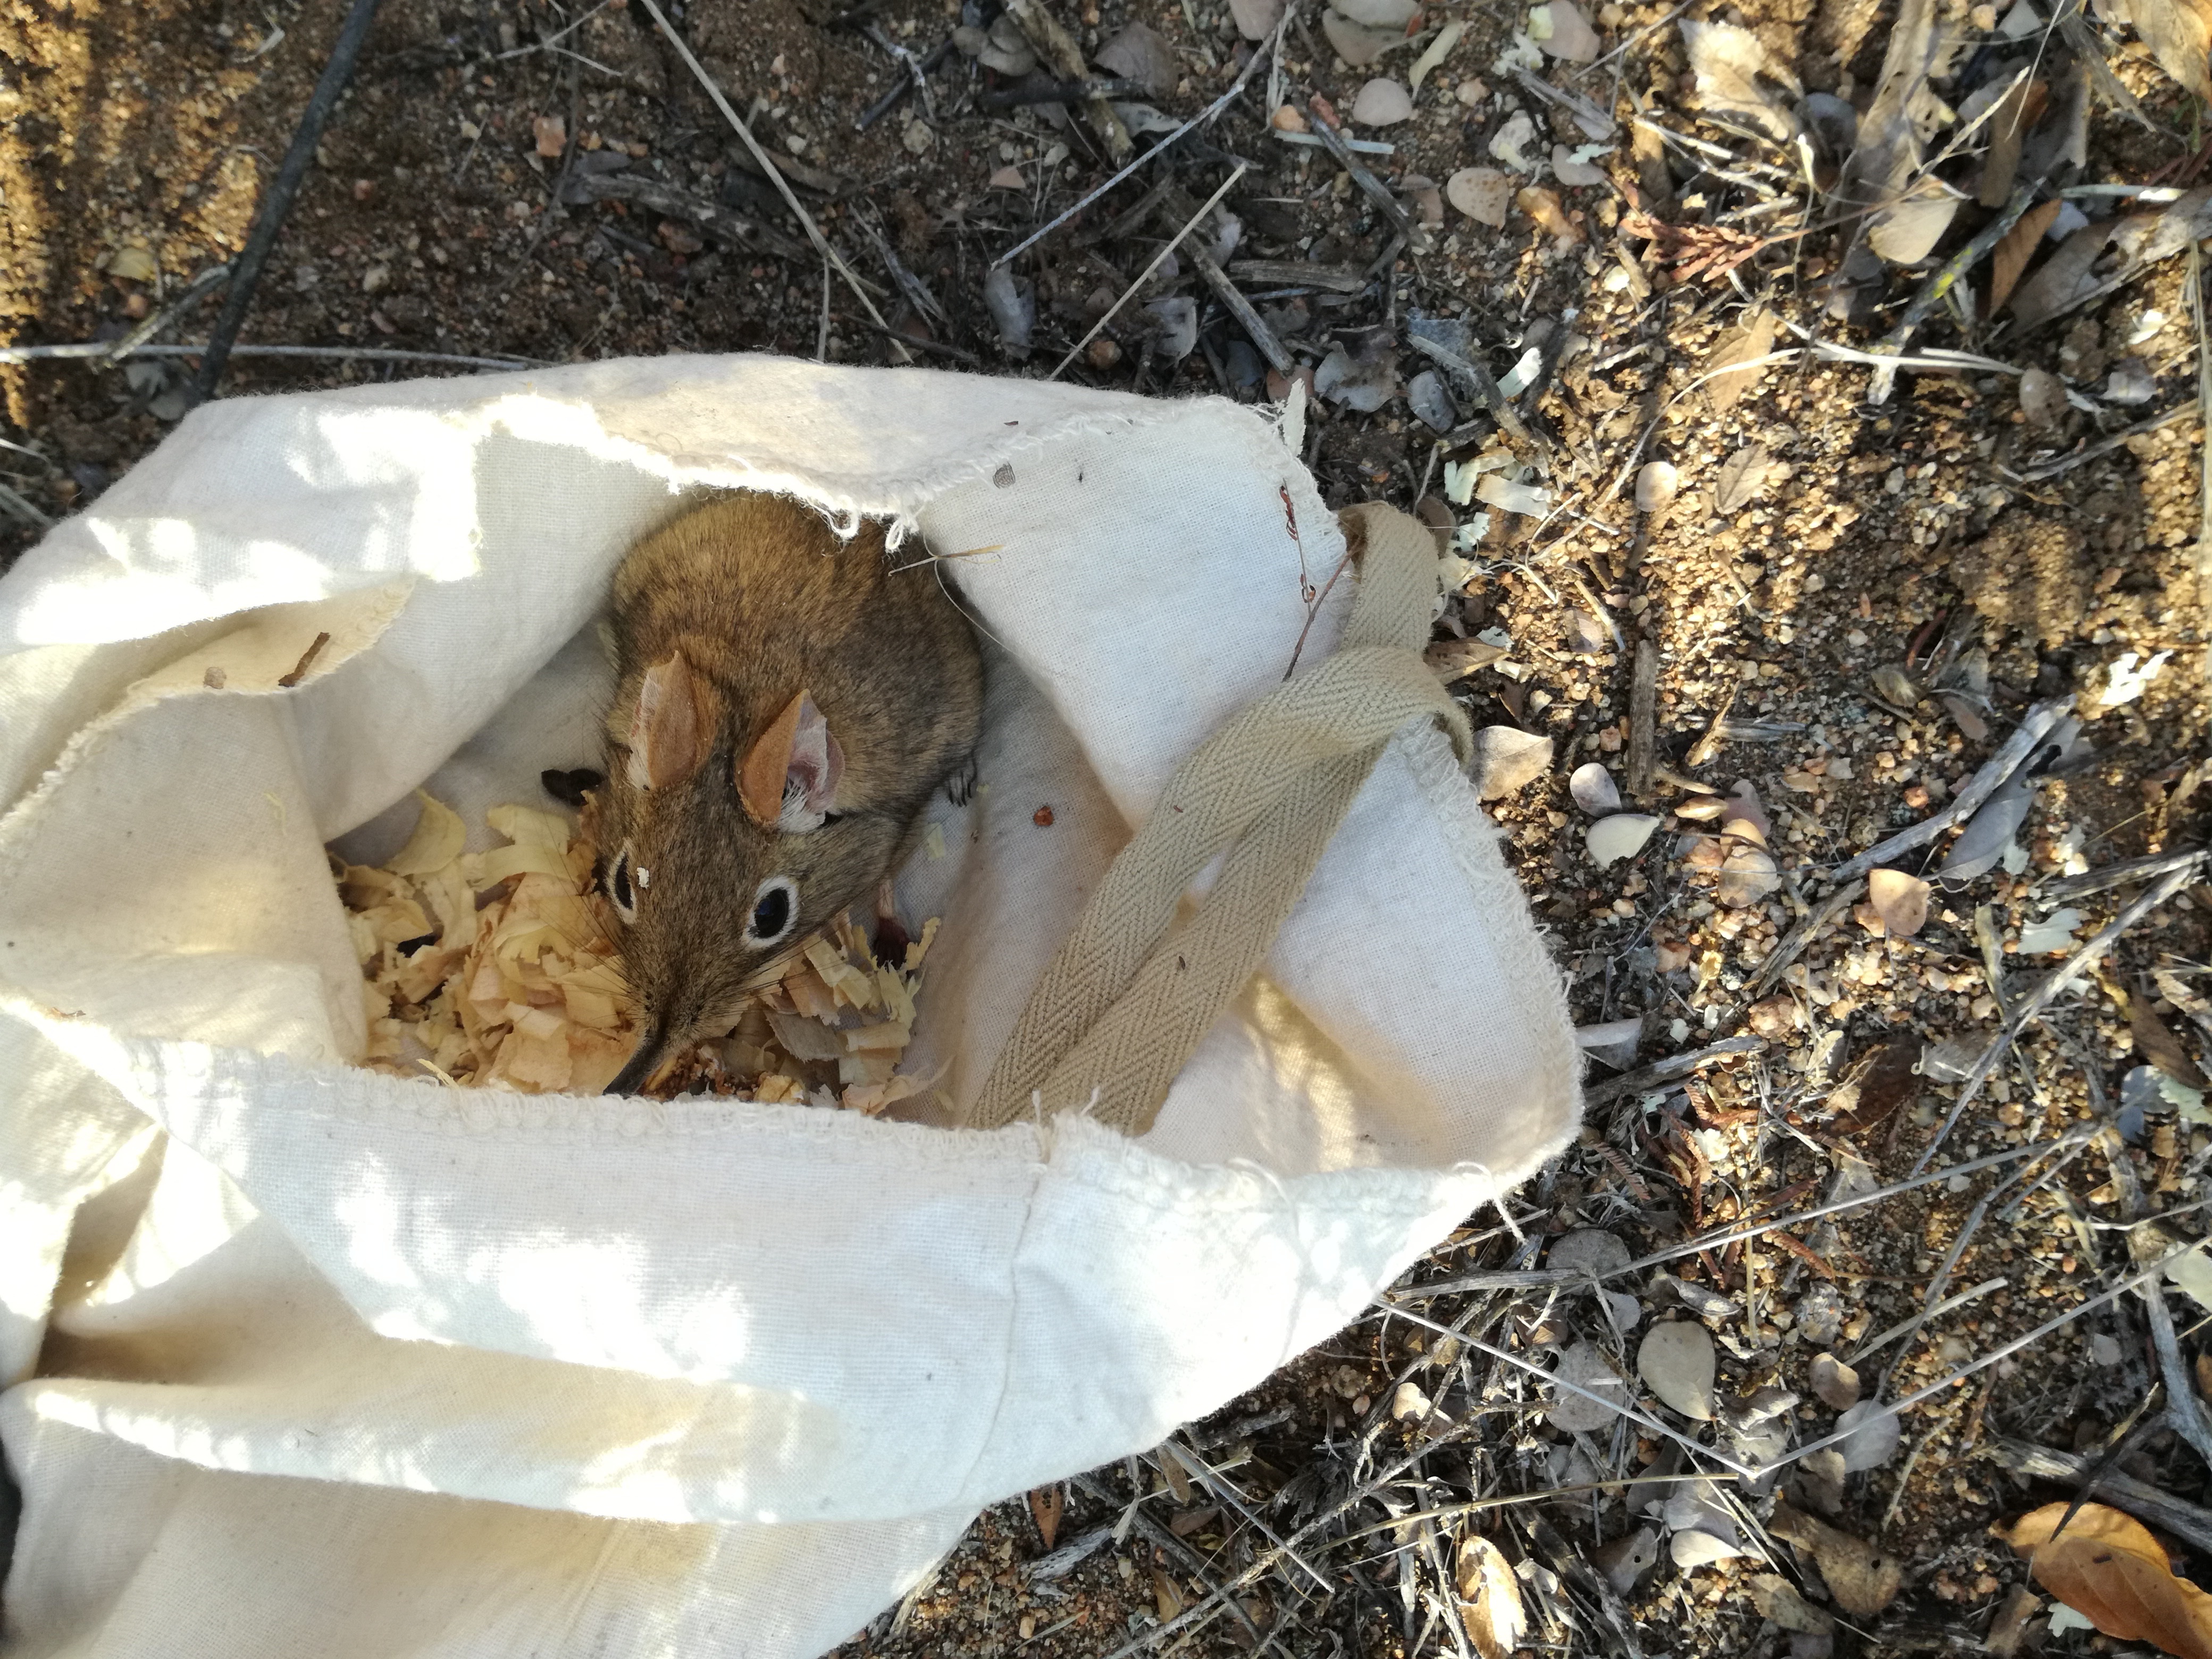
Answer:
xmin=17 ymin=0 xmax=2212 ymax=1649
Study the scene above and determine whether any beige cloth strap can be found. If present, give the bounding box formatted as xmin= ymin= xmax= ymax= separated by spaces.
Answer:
xmin=968 ymin=503 xmax=1471 ymax=1135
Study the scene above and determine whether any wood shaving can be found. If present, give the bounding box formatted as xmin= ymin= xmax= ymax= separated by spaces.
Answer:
xmin=337 ymin=794 xmax=939 ymax=1111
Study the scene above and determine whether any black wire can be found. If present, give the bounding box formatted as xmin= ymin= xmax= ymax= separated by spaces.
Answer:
xmin=186 ymin=0 xmax=388 ymax=409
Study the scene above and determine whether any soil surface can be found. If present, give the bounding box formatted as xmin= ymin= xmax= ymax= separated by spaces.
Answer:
xmin=7 ymin=0 xmax=2212 ymax=1655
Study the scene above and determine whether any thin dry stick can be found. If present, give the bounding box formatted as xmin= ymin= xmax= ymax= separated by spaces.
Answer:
xmin=2193 ymin=238 xmax=2212 ymax=670
xmin=1829 ymin=697 xmax=2073 ymax=881
xmin=2046 ymin=846 xmax=2208 ymax=902
xmin=1847 ymin=1277 xmax=2007 ymax=1364
xmin=1419 ymin=1245 xmax=2212 ymax=1486
xmin=1610 ymin=1124 xmax=2100 ymax=1281
xmin=1282 ymin=549 xmax=1352 ymax=680
xmin=1166 ymin=1442 xmax=1334 ymax=1592
xmin=1912 ymin=864 xmax=2199 ymax=1175
xmin=633 ymin=0 xmax=899 ymax=355
xmin=1872 ymin=1162 xmax=2035 ymax=1397
xmin=2013 ymin=398 xmax=2201 ymax=483
xmin=1866 ymin=182 xmax=2038 ymax=406
xmin=995 ymin=0 xmax=1294 ymax=270
xmin=0 ymin=341 xmax=543 ymax=370
xmin=1745 ymin=878 xmax=1864 ymax=998
xmin=1048 ymin=163 xmax=1248 ymax=380
xmin=1582 ymin=1034 xmax=1763 ymax=1107
xmin=1992 ymin=1440 xmax=2212 ymax=1553
xmin=1624 ymin=638 xmax=1658 ymax=800
xmin=1002 ymin=0 xmax=1130 ymax=162
xmin=104 ymin=263 xmax=233 ymax=361
xmin=1094 ymin=1415 xmax=1501 ymax=1659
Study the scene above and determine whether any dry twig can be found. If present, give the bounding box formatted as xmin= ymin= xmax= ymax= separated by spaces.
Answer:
xmin=1829 ymin=697 xmax=2073 ymax=881
xmin=634 ymin=0 xmax=901 ymax=357
xmin=1913 ymin=864 xmax=2201 ymax=1175
xmin=1050 ymin=166 xmax=1250 ymax=380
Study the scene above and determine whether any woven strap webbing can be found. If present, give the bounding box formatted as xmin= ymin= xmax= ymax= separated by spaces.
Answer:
xmin=967 ymin=503 xmax=1470 ymax=1135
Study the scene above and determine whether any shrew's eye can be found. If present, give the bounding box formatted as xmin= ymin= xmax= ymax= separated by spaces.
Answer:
xmin=743 ymin=876 xmax=799 ymax=948
xmin=607 ymin=844 xmax=639 ymax=921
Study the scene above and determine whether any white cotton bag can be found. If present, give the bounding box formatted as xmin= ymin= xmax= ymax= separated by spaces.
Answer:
xmin=0 ymin=355 xmax=1579 ymax=1659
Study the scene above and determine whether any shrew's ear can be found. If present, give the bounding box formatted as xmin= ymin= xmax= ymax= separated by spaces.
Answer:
xmin=626 ymin=652 xmax=714 ymax=790
xmin=739 ymin=690 xmax=844 ymax=833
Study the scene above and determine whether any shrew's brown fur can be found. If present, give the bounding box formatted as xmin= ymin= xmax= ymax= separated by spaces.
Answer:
xmin=595 ymin=492 xmax=982 ymax=1092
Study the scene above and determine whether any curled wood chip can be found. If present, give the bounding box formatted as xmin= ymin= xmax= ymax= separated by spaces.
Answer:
xmin=339 ymin=794 xmax=937 ymax=1109
xmin=2003 ymin=1500 xmax=2212 ymax=1657
xmin=386 ymin=791 xmax=468 ymax=875
xmin=1454 ymin=1534 xmax=1529 ymax=1659
xmin=1771 ymin=1503 xmax=1905 ymax=1618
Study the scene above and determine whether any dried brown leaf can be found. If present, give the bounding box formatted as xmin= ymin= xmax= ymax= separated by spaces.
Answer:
xmin=1678 ymin=18 xmax=1800 ymax=141
xmin=1152 ymin=1568 xmax=1186 ymax=1621
xmin=1028 ymin=1484 xmax=1064 ymax=1549
xmin=1427 ymin=639 xmax=1509 ymax=682
xmin=1715 ymin=445 xmax=1775 ymax=513
xmin=1748 ymin=1573 xmax=1835 ymax=1633
xmin=2107 ymin=0 xmax=2212 ymax=103
xmin=1830 ymin=1036 xmax=1920 ymax=1135
xmin=1454 ymin=1535 xmax=1529 ymax=1659
xmin=1979 ymin=76 xmax=2043 ymax=208
xmin=1703 ymin=307 xmax=1778 ymax=413
xmin=2010 ymin=220 xmax=2118 ymax=329
xmin=1868 ymin=867 xmax=1932 ymax=937
xmin=1771 ymin=1502 xmax=1906 ymax=1618
xmin=1988 ymin=198 xmax=2064 ymax=316
xmin=2002 ymin=1501 xmax=2212 ymax=1659
xmin=2131 ymin=992 xmax=2210 ymax=1089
